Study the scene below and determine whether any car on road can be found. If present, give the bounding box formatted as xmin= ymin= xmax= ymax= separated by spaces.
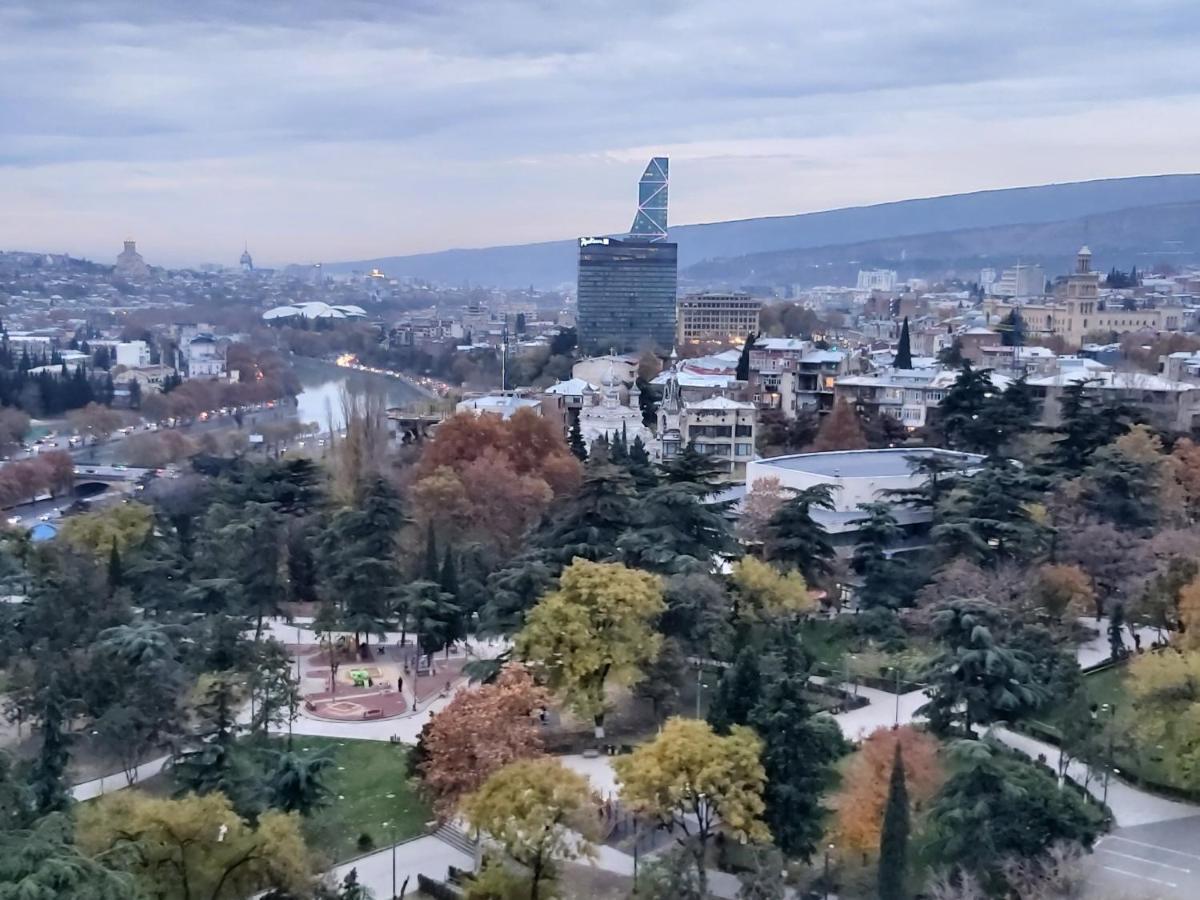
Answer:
xmin=5 ymin=516 xmax=20 ymax=526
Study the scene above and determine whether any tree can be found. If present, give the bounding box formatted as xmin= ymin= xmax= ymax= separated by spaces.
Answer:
xmin=807 ymin=400 xmax=868 ymax=452
xmin=932 ymin=460 xmax=1043 ymax=566
xmin=878 ymin=745 xmax=910 ymax=900
xmin=706 ymin=646 xmax=762 ymax=735
xmin=1030 ymin=564 xmax=1094 ymax=622
xmin=525 ymin=458 xmax=639 ymax=569
xmin=736 ymin=477 xmax=786 ymax=544
xmin=463 ymin=758 xmax=597 ymax=900
xmin=729 ymin=556 xmax=814 ymax=624
xmin=26 ymin=678 xmax=72 ymax=817
xmin=419 ymin=664 xmax=549 ymax=818
xmin=516 ymin=560 xmax=663 ymax=738
xmin=894 ymin=317 xmax=913 ymax=369
xmin=936 ymin=363 xmax=994 ymax=453
xmin=1125 ymin=647 xmax=1200 ymax=786
xmin=764 ymin=484 xmax=835 ymax=583
xmin=265 ymin=747 xmax=335 ymax=816
xmin=736 ymin=332 xmax=757 ymax=382
xmin=319 ymin=477 xmax=404 ymax=648
xmin=0 ymin=814 xmax=134 ymax=898
xmin=737 ymin=846 xmax=787 ymax=900
xmin=58 ymin=502 xmax=154 ymax=558
xmin=567 ymin=416 xmax=587 ymax=461
xmin=750 ymin=644 xmax=843 ymax=860
xmin=621 ymin=475 xmax=739 ymax=574
xmin=77 ymin=791 xmax=311 ymax=900
xmin=1077 ymin=429 xmax=1164 ymax=530
xmin=615 ymin=718 xmax=769 ymax=898
xmin=999 ymin=310 xmax=1025 ymax=348
xmin=918 ymin=599 xmax=1045 ymax=736
xmin=831 ymin=725 xmax=943 ymax=858
xmin=926 ymin=741 xmax=1101 ymax=889
xmin=170 ymin=673 xmax=245 ymax=804
xmin=67 ymin=402 xmax=125 ymax=442
xmin=1049 ymin=379 xmax=1132 ymax=473
xmin=0 ymin=406 xmax=30 ymax=455
xmin=850 ymin=502 xmax=907 ymax=610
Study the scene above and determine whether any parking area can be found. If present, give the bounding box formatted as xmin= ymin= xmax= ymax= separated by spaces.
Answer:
xmin=1089 ymin=816 xmax=1200 ymax=897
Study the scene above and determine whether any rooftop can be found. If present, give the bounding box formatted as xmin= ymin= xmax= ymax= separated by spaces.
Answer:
xmin=756 ymin=447 xmax=984 ymax=479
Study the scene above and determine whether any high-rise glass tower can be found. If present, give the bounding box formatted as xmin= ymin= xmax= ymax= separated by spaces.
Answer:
xmin=630 ymin=157 xmax=669 ymax=241
xmin=577 ymin=157 xmax=677 ymax=353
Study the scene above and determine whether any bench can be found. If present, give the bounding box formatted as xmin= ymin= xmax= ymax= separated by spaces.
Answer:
xmin=362 ymin=708 xmax=384 ymax=720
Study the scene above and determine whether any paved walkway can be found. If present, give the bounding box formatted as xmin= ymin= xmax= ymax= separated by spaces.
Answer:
xmin=330 ymin=835 xmax=472 ymax=898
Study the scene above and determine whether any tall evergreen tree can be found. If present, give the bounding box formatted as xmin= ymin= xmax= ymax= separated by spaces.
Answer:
xmin=106 ymin=538 xmax=122 ymax=596
xmin=27 ymin=678 xmax=72 ymax=816
xmin=439 ymin=545 xmax=460 ymax=605
xmin=1049 ymin=379 xmax=1133 ymax=473
xmin=894 ymin=317 xmax=912 ymax=369
xmin=878 ymin=745 xmax=910 ymax=900
xmin=423 ymin=521 xmax=439 ymax=582
xmin=850 ymin=502 xmax=907 ymax=609
xmin=999 ymin=309 xmax=1025 ymax=347
xmin=764 ymin=485 xmax=836 ymax=583
xmin=567 ymin=416 xmax=587 ymax=461
xmin=749 ymin=642 xmax=843 ymax=859
xmin=706 ymin=646 xmax=762 ymax=735
xmin=735 ymin=331 xmax=758 ymax=382
xmin=527 ymin=457 xmax=639 ymax=567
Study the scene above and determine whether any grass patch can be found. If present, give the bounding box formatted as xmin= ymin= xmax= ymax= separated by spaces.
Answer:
xmin=290 ymin=736 xmax=431 ymax=863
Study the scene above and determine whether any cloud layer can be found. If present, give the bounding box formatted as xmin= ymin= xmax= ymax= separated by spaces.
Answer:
xmin=3 ymin=1 xmax=1199 ymax=267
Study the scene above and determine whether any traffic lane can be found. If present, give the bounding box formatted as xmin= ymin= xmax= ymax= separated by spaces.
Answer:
xmin=1088 ymin=817 xmax=1200 ymax=898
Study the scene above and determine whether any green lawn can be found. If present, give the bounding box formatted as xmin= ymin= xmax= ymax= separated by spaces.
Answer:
xmin=290 ymin=737 xmax=432 ymax=863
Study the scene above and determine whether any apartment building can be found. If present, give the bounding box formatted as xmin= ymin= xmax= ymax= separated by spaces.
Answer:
xmin=676 ymin=292 xmax=762 ymax=344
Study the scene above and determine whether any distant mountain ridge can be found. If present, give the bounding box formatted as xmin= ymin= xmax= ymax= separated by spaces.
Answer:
xmin=322 ymin=174 xmax=1200 ymax=287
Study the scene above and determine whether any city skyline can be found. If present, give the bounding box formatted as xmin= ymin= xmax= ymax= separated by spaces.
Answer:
xmin=5 ymin=1 xmax=1200 ymax=267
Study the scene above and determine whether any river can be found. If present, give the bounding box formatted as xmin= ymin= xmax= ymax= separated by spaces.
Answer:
xmin=290 ymin=356 xmax=434 ymax=431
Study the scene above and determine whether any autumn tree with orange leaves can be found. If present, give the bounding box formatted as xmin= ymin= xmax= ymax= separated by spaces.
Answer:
xmin=409 ymin=409 xmax=580 ymax=553
xmin=830 ymin=725 xmax=944 ymax=857
xmin=417 ymin=664 xmax=550 ymax=818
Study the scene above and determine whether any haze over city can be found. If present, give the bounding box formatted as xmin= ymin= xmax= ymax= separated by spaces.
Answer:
xmin=5 ymin=0 xmax=1200 ymax=267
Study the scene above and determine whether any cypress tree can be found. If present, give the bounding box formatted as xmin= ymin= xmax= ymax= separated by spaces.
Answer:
xmin=706 ymin=646 xmax=762 ymax=735
xmin=568 ymin=416 xmax=587 ymax=461
xmin=878 ymin=744 xmax=910 ymax=900
xmin=439 ymin=545 xmax=459 ymax=604
xmin=894 ymin=317 xmax=912 ymax=369
xmin=736 ymin=331 xmax=758 ymax=381
xmin=423 ymin=522 xmax=439 ymax=582
xmin=107 ymin=538 xmax=122 ymax=595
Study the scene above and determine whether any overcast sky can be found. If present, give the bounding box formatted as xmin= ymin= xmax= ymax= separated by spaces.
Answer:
xmin=3 ymin=0 xmax=1200 ymax=268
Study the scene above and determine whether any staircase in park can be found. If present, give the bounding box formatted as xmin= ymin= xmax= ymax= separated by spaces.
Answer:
xmin=433 ymin=822 xmax=475 ymax=857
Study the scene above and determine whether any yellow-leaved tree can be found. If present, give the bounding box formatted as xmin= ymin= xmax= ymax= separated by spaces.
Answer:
xmin=516 ymin=558 xmax=663 ymax=738
xmin=1126 ymin=648 xmax=1200 ymax=787
xmin=614 ymin=717 xmax=769 ymax=897
xmin=1030 ymin=563 xmax=1095 ymax=622
xmin=730 ymin=556 xmax=815 ymax=622
xmin=463 ymin=757 xmax=598 ymax=900
xmin=76 ymin=791 xmax=311 ymax=900
xmin=59 ymin=502 xmax=154 ymax=558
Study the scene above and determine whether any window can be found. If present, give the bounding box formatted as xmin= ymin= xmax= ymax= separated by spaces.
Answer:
xmin=735 ymin=443 xmax=752 ymax=457
xmin=735 ymin=424 xmax=753 ymax=437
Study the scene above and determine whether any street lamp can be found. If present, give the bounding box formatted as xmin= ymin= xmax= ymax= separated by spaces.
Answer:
xmin=695 ymin=669 xmax=710 ymax=719
xmin=823 ymin=843 xmax=835 ymax=900
xmin=382 ymin=820 xmax=396 ymax=899
xmin=887 ymin=667 xmax=901 ymax=728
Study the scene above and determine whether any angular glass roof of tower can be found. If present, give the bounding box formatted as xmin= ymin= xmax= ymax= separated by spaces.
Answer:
xmin=629 ymin=156 xmax=669 ymax=242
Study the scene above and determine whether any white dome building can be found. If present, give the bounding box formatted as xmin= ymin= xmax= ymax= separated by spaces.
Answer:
xmin=577 ymin=362 xmax=652 ymax=448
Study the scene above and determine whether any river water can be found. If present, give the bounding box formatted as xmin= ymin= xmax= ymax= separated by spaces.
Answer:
xmin=291 ymin=356 xmax=433 ymax=431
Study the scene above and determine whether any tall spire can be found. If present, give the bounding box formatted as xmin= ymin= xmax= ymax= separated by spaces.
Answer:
xmin=629 ymin=157 xmax=669 ymax=242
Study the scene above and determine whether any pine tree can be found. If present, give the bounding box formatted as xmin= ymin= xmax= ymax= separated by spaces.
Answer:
xmin=749 ymin=641 xmax=843 ymax=859
xmin=878 ymin=745 xmax=910 ymax=900
xmin=808 ymin=400 xmax=868 ymax=452
xmin=439 ymin=545 xmax=459 ymax=605
xmin=765 ymin=485 xmax=836 ymax=583
xmin=894 ymin=318 xmax=912 ymax=369
xmin=706 ymin=646 xmax=762 ymax=734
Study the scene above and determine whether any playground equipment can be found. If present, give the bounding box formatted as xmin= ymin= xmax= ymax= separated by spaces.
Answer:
xmin=349 ymin=669 xmax=369 ymax=687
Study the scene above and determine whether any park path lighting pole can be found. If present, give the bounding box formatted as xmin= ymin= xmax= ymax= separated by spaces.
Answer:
xmin=823 ymin=843 xmax=834 ymax=900
xmin=382 ymin=820 xmax=396 ymax=899
xmin=887 ymin=666 xmax=901 ymax=727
